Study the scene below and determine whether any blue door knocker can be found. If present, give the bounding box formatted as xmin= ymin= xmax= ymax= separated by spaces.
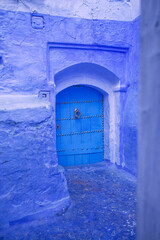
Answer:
xmin=74 ymin=108 xmax=81 ymax=119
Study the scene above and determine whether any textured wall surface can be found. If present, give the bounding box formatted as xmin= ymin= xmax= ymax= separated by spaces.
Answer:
xmin=0 ymin=8 xmax=139 ymax=228
xmin=0 ymin=0 xmax=140 ymax=21
xmin=122 ymin=17 xmax=139 ymax=174
xmin=138 ymin=1 xmax=160 ymax=239
xmin=0 ymin=95 xmax=70 ymax=228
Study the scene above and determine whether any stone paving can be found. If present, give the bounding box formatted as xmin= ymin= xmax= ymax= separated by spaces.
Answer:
xmin=0 ymin=162 xmax=137 ymax=240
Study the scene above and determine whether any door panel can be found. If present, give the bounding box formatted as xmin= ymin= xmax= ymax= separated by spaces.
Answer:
xmin=56 ymin=85 xmax=104 ymax=166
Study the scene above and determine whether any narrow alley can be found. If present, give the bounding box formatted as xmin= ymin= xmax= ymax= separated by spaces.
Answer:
xmin=1 ymin=162 xmax=136 ymax=240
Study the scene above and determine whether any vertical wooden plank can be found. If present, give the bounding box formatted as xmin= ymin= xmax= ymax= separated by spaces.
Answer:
xmin=75 ymin=154 xmax=82 ymax=165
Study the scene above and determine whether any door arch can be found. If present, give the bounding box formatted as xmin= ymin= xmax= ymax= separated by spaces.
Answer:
xmin=54 ymin=63 xmax=120 ymax=165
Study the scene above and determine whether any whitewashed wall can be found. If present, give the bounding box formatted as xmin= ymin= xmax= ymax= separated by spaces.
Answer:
xmin=0 ymin=0 xmax=140 ymax=21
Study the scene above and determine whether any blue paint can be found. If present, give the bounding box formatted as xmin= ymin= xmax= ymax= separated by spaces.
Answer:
xmin=119 ymin=17 xmax=140 ymax=176
xmin=0 ymin=162 xmax=137 ymax=239
xmin=0 ymin=7 xmax=139 ymax=228
xmin=56 ymin=85 xmax=103 ymax=166
xmin=109 ymin=0 xmax=128 ymax=1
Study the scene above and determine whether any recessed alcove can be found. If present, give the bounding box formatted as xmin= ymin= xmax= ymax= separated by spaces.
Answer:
xmin=54 ymin=62 xmax=121 ymax=165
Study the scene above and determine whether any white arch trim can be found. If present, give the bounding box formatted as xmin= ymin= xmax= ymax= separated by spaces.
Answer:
xmin=54 ymin=65 xmax=121 ymax=165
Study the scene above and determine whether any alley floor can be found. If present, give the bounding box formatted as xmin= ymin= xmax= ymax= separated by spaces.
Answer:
xmin=0 ymin=162 xmax=137 ymax=240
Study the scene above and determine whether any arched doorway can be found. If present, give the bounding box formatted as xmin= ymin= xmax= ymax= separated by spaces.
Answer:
xmin=54 ymin=63 xmax=120 ymax=166
xmin=56 ymin=85 xmax=109 ymax=166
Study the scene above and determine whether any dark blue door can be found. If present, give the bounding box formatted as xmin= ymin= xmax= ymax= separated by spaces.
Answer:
xmin=56 ymin=85 xmax=104 ymax=166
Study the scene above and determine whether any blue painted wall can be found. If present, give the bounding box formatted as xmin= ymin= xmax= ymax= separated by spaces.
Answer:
xmin=120 ymin=17 xmax=140 ymax=175
xmin=0 ymin=8 xmax=139 ymax=227
xmin=0 ymin=101 xmax=70 ymax=228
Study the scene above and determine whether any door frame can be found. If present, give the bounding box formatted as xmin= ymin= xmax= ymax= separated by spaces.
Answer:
xmin=53 ymin=66 xmax=121 ymax=165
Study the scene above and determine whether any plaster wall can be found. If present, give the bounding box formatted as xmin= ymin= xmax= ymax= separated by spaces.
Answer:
xmin=0 ymin=0 xmax=140 ymax=21
xmin=0 ymin=95 xmax=70 ymax=228
xmin=122 ymin=17 xmax=139 ymax=174
xmin=0 ymin=8 xmax=139 ymax=227
xmin=138 ymin=0 xmax=160 ymax=239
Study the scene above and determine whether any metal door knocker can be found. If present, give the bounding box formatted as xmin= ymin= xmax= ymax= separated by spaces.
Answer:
xmin=74 ymin=108 xmax=81 ymax=119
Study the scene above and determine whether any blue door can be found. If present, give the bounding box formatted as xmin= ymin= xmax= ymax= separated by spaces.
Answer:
xmin=56 ymin=85 xmax=104 ymax=166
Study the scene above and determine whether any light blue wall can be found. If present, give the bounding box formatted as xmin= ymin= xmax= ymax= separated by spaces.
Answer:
xmin=0 ymin=8 xmax=139 ymax=227
xmin=0 ymin=96 xmax=70 ymax=228
xmin=0 ymin=0 xmax=140 ymax=21
xmin=120 ymin=17 xmax=140 ymax=175
xmin=138 ymin=1 xmax=160 ymax=238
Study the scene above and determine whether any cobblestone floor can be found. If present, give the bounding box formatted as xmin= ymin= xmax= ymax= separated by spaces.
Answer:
xmin=0 ymin=162 xmax=137 ymax=240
